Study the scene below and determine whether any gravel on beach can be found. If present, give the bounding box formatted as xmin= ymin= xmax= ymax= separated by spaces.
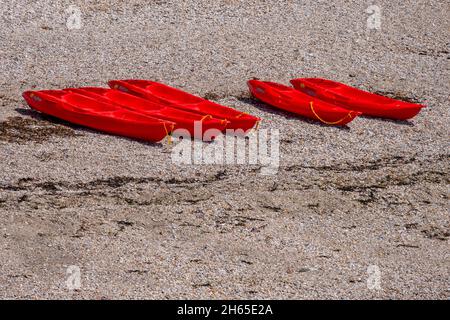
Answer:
xmin=0 ymin=1 xmax=448 ymax=299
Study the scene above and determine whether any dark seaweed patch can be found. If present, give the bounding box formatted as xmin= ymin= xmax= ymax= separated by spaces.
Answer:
xmin=0 ymin=117 xmax=77 ymax=143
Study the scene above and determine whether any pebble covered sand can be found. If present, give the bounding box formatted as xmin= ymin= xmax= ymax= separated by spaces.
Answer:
xmin=0 ymin=1 xmax=448 ymax=299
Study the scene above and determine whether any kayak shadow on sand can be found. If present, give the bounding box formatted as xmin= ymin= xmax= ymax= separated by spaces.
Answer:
xmin=14 ymin=107 xmax=164 ymax=147
xmin=359 ymin=115 xmax=415 ymax=126
xmin=236 ymin=97 xmax=351 ymax=130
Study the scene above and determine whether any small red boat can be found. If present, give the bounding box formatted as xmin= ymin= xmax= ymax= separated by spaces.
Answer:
xmin=290 ymin=78 xmax=425 ymax=120
xmin=247 ymin=80 xmax=360 ymax=126
xmin=108 ymin=80 xmax=260 ymax=133
xmin=64 ymin=87 xmax=228 ymax=140
xmin=22 ymin=90 xmax=174 ymax=143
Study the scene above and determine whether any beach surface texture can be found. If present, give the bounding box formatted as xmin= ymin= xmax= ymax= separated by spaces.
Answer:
xmin=0 ymin=1 xmax=448 ymax=299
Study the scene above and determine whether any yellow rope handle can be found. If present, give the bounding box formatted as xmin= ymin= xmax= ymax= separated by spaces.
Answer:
xmin=255 ymin=120 xmax=260 ymax=130
xmin=235 ymin=114 xmax=261 ymax=132
xmin=310 ymin=101 xmax=353 ymax=125
xmin=236 ymin=112 xmax=250 ymax=118
xmin=200 ymin=114 xmax=213 ymax=122
xmin=163 ymin=123 xmax=173 ymax=145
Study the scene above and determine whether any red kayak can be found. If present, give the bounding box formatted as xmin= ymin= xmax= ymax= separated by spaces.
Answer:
xmin=108 ymin=80 xmax=260 ymax=133
xmin=290 ymin=78 xmax=425 ymax=120
xmin=22 ymin=90 xmax=174 ymax=143
xmin=64 ymin=87 xmax=228 ymax=140
xmin=247 ymin=80 xmax=360 ymax=126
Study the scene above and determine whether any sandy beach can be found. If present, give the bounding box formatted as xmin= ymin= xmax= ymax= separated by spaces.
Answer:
xmin=0 ymin=1 xmax=448 ymax=299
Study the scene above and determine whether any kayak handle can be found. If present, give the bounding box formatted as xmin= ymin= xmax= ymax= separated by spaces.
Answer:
xmin=200 ymin=114 xmax=213 ymax=121
xmin=163 ymin=122 xmax=173 ymax=145
xmin=309 ymin=101 xmax=354 ymax=125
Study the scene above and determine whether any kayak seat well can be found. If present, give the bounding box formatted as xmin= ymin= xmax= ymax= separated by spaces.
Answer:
xmin=252 ymin=81 xmax=294 ymax=101
xmin=146 ymin=83 xmax=204 ymax=105
xmin=305 ymin=78 xmax=341 ymax=88
xmin=63 ymin=93 xmax=119 ymax=113
xmin=105 ymin=91 xmax=164 ymax=112
xmin=264 ymin=81 xmax=292 ymax=91
xmin=63 ymin=92 xmax=164 ymax=123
